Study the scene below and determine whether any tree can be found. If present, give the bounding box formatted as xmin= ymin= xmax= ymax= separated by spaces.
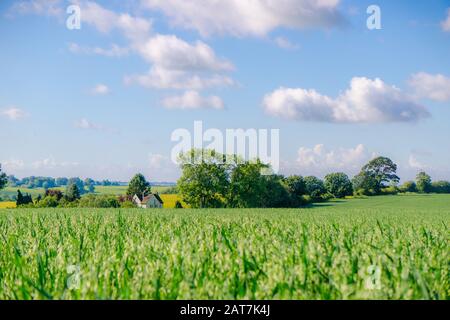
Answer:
xmin=352 ymin=171 xmax=378 ymax=195
xmin=45 ymin=189 xmax=63 ymax=201
xmin=66 ymin=183 xmax=81 ymax=202
xmin=324 ymin=173 xmax=353 ymax=198
xmin=261 ymin=175 xmax=291 ymax=208
xmin=284 ymin=175 xmax=306 ymax=197
xmin=0 ymin=164 xmax=7 ymax=190
xmin=432 ymin=181 xmax=450 ymax=194
xmin=283 ymin=175 xmax=307 ymax=206
xmin=227 ymin=160 xmax=268 ymax=208
xmin=304 ymin=176 xmax=327 ymax=200
xmin=177 ymin=149 xmax=229 ymax=208
xmin=126 ymin=173 xmax=151 ymax=199
xmin=84 ymin=178 xmax=95 ymax=193
xmin=416 ymin=172 xmax=432 ymax=193
xmin=16 ymin=190 xmax=33 ymax=206
xmin=68 ymin=177 xmax=85 ymax=194
xmin=400 ymin=181 xmax=417 ymax=193
xmin=16 ymin=190 xmax=24 ymax=206
xmin=358 ymin=157 xmax=400 ymax=194
xmin=56 ymin=177 xmax=68 ymax=186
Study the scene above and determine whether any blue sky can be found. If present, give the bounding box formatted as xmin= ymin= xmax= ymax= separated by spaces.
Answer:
xmin=1 ymin=0 xmax=450 ymax=182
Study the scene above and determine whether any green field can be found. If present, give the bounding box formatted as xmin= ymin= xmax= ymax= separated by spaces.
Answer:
xmin=0 ymin=185 xmax=172 ymax=199
xmin=0 ymin=194 xmax=448 ymax=300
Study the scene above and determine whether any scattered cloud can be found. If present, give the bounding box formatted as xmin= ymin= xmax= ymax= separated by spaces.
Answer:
xmin=148 ymin=153 xmax=180 ymax=180
xmin=126 ymin=34 xmax=235 ymax=90
xmin=8 ymin=0 xmax=63 ymax=17
xmin=1 ymin=159 xmax=25 ymax=171
xmin=408 ymin=154 xmax=428 ymax=170
xmin=263 ymin=77 xmax=430 ymax=123
xmin=74 ymin=118 xmax=104 ymax=130
xmin=141 ymin=0 xmax=346 ymax=37
xmin=135 ymin=34 xmax=233 ymax=72
xmin=71 ymin=0 xmax=151 ymax=40
xmin=441 ymin=8 xmax=450 ymax=32
xmin=68 ymin=42 xmax=130 ymax=57
xmin=295 ymin=144 xmax=374 ymax=175
xmin=408 ymin=72 xmax=450 ymax=101
xmin=1 ymin=107 xmax=28 ymax=120
xmin=91 ymin=84 xmax=110 ymax=95
xmin=274 ymin=36 xmax=299 ymax=50
xmin=162 ymin=91 xmax=224 ymax=110
xmin=32 ymin=157 xmax=79 ymax=169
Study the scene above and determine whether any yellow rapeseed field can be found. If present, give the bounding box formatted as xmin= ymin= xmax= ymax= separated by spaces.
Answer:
xmin=0 ymin=202 xmax=16 ymax=209
xmin=160 ymin=194 xmax=189 ymax=208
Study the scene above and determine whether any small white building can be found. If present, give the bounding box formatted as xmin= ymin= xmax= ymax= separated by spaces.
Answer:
xmin=132 ymin=193 xmax=164 ymax=208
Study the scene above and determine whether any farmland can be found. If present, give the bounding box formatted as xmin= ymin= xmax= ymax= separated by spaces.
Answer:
xmin=0 ymin=194 xmax=448 ymax=300
xmin=0 ymin=185 xmax=172 ymax=199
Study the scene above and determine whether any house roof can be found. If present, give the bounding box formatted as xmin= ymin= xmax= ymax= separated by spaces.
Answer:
xmin=140 ymin=193 xmax=164 ymax=204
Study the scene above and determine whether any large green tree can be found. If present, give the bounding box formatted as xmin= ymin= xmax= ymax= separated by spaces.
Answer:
xmin=0 ymin=164 xmax=7 ymax=190
xmin=416 ymin=171 xmax=432 ymax=193
xmin=359 ymin=156 xmax=400 ymax=194
xmin=126 ymin=174 xmax=151 ymax=199
xmin=324 ymin=172 xmax=353 ymax=198
xmin=227 ymin=160 xmax=268 ymax=208
xmin=177 ymin=149 xmax=230 ymax=208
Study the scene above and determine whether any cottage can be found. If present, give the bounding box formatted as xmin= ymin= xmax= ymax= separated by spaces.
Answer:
xmin=132 ymin=193 xmax=164 ymax=208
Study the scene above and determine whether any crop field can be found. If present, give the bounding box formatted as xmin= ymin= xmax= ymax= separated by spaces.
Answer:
xmin=0 ymin=201 xmax=15 ymax=209
xmin=0 ymin=195 xmax=448 ymax=300
xmin=0 ymin=185 xmax=172 ymax=200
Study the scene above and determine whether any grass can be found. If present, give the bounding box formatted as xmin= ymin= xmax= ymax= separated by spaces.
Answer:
xmin=0 ymin=194 xmax=448 ymax=300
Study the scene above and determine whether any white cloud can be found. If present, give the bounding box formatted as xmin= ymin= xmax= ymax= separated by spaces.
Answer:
xmin=71 ymin=0 xmax=151 ymax=40
xmin=408 ymin=155 xmax=428 ymax=170
xmin=441 ymin=8 xmax=450 ymax=32
xmin=274 ymin=37 xmax=299 ymax=50
xmin=162 ymin=91 xmax=224 ymax=110
xmin=135 ymin=34 xmax=233 ymax=72
xmin=74 ymin=118 xmax=103 ymax=130
xmin=148 ymin=153 xmax=180 ymax=180
xmin=8 ymin=0 xmax=63 ymax=17
xmin=125 ymin=67 xmax=234 ymax=90
xmin=1 ymin=159 xmax=25 ymax=171
xmin=32 ymin=157 xmax=79 ymax=169
xmin=408 ymin=72 xmax=450 ymax=102
xmin=1 ymin=107 xmax=28 ymax=120
xmin=68 ymin=42 xmax=129 ymax=57
xmin=283 ymin=144 xmax=374 ymax=177
xmin=263 ymin=77 xmax=430 ymax=123
xmin=91 ymin=84 xmax=110 ymax=95
xmin=141 ymin=0 xmax=345 ymax=37
xmin=126 ymin=35 xmax=235 ymax=90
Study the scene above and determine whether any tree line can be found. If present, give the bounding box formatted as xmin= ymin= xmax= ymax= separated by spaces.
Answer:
xmin=1 ymin=154 xmax=449 ymax=209
xmin=176 ymin=150 xmax=450 ymax=208
xmin=6 ymin=175 xmax=122 ymax=189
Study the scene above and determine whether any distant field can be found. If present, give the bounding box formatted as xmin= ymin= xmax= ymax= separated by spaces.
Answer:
xmin=0 ymin=194 xmax=448 ymax=300
xmin=0 ymin=185 xmax=172 ymax=200
xmin=0 ymin=202 xmax=15 ymax=209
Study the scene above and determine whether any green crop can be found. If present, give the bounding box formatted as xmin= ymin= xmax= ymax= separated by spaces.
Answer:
xmin=0 ymin=195 xmax=448 ymax=300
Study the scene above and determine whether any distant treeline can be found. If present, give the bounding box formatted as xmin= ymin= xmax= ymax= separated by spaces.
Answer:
xmin=176 ymin=149 xmax=450 ymax=208
xmin=6 ymin=175 xmax=124 ymax=189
